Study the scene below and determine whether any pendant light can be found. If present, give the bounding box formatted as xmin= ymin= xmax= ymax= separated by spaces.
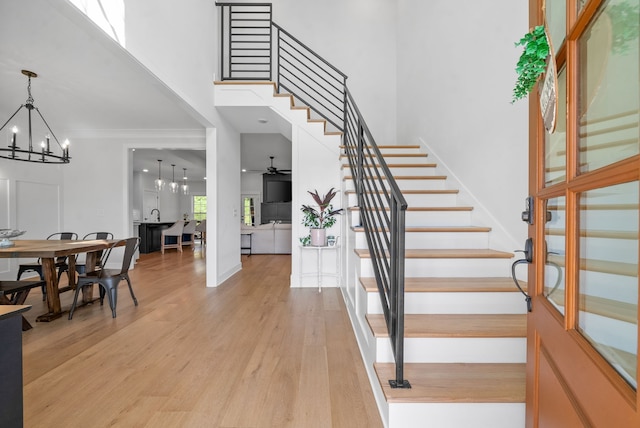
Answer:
xmin=170 ymin=164 xmax=179 ymax=193
xmin=155 ymin=159 xmax=165 ymax=191
xmin=182 ymin=167 xmax=190 ymax=195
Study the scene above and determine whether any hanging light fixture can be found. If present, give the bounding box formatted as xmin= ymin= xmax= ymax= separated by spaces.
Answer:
xmin=170 ymin=164 xmax=179 ymax=193
xmin=155 ymin=159 xmax=165 ymax=191
xmin=0 ymin=70 xmax=70 ymax=164
xmin=181 ymin=167 xmax=189 ymax=195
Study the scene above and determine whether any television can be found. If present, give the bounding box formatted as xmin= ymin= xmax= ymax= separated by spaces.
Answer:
xmin=265 ymin=180 xmax=292 ymax=202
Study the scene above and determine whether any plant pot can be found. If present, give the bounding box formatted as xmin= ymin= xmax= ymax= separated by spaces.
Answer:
xmin=310 ymin=228 xmax=326 ymax=247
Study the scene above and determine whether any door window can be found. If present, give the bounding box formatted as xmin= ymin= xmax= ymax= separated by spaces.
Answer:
xmin=544 ymin=197 xmax=567 ymax=315
xmin=578 ymin=181 xmax=638 ymax=388
xmin=578 ymin=0 xmax=639 ymax=173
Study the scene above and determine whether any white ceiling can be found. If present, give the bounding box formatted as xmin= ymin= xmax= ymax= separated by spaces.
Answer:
xmin=0 ymin=0 xmax=290 ymax=180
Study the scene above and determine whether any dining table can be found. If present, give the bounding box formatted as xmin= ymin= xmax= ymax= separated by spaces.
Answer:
xmin=0 ymin=239 xmax=121 ymax=322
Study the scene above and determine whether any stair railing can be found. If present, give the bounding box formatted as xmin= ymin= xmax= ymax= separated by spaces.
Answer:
xmin=217 ymin=1 xmax=410 ymax=389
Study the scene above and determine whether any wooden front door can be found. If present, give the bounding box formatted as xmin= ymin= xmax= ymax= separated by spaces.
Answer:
xmin=526 ymin=0 xmax=639 ymax=426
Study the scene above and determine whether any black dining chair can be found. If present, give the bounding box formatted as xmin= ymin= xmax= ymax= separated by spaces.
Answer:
xmin=16 ymin=232 xmax=78 ymax=300
xmin=68 ymin=237 xmax=140 ymax=319
xmin=74 ymin=232 xmax=114 ymax=275
xmin=0 ymin=280 xmax=47 ymax=330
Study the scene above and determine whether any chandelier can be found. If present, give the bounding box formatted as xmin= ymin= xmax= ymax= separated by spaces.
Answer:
xmin=0 ymin=70 xmax=70 ymax=164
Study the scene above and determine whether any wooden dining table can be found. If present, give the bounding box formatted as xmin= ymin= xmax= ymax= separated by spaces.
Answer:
xmin=0 ymin=239 xmax=121 ymax=322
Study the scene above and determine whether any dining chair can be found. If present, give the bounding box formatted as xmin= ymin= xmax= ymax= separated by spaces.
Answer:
xmin=195 ymin=219 xmax=206 ymax=245
xmin=16 ymin=232 xmax=78 ymax=300
xmin=160 ymin=221 xmax=183 ymax=254
xmin=0 ymin=280 xmax=47 ymax=330
xmin=181 ymin=221 xmax=197 ymax=248
xmin=68 ymin=237 xmax=140 ymax=319
xmin=75 ymin=232 xmax=114 ymax=275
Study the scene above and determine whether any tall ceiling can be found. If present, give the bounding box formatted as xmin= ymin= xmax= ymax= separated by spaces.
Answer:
xmin=0 ymin=0 xmax=291 ymax=180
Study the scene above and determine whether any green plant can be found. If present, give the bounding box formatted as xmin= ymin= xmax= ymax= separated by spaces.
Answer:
xmin=512 ymin=25 xmax=550 ymax=103
xmin=300 ymin=187 xmax=343 ymax=229
xmin=299 ymin=235 xmax=311 ymax=246
xmin=609 ymin=1 xmax=640 ymax=55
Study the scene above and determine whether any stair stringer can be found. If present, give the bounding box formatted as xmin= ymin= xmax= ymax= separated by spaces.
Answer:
xmin=416 ymin=137 xmax=525 ymax=253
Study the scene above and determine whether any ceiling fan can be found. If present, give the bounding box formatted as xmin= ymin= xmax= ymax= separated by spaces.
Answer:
xmin=258 ymin=156 xmax=291 ymax=175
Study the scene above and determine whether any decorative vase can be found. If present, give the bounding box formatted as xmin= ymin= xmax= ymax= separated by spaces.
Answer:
xmin=310 ymin=228 xmax=326 ymax=247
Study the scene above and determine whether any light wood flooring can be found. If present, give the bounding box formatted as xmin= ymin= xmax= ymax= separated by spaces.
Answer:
xmin=19 ymin=248 xmax=382 ymax=428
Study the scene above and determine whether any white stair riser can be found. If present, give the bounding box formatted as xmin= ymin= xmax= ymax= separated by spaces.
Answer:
xmin=358 ymin=257 xmax=513 ymax=278
xmin=351 ymin=210 xmax=473 ymax=227
xmin=379 ymin=147 xmax=422 ymax=154
xmin=388 ymin=403 xmax=525 ymax=428
xmin=375 ymin=337 xmax=526 ymax=363
xmin=366 ymin=291 xmax=526 ymax=315
xmin=340 ymin=155 xmax=430 ymax=165
xmin=342 ymin=166 xmax=438 ymax=177
xmin=355 ymin=230 xmax=489 ymax=249
xmin=344 ymin=178 xmax=446 ymax=191
xmin=347 ymin=192 xmax=458 ymax=207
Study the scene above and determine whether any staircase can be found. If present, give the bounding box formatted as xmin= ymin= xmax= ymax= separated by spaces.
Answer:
xmin=214 ymin=80 xmax=528 ymax=426
xmin=340 ymin=145 xmax=527 ymax=428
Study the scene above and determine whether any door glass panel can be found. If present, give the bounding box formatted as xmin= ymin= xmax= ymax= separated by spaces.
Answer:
xmin=545 ymin=197 xmax=567 ymax=314
xmin=578 ymin=181 xmax=638 ymax=389
xmin=545 ymin=67 xmax=567 ymax=186
xmin=578 ymin=0 xmax=640 ymax=173
xmin=546 ymin=0 xmax=567 ymax=50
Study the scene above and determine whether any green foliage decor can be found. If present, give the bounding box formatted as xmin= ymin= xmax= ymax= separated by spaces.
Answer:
xmin=300 ymin=187 xmax=343 ymax=229
xmin=512 ymin=25 xmax=550 ymax=103
xmin=609 ymin=1 xmax=640 ymax=55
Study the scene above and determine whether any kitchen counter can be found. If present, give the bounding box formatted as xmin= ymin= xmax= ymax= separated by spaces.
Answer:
xmin=138 ymin=222 xmax=177 ymax=253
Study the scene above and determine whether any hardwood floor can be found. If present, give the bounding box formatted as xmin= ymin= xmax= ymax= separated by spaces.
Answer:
xmin=20 ymin=248 xmax=382 ymax=428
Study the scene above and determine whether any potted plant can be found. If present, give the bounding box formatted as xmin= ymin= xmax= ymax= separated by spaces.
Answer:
xmin=301 ymin=187 xmax=343 ymax=246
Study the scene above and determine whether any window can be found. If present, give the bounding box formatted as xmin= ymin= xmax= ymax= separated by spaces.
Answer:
xmin=193 ymin=196 xmax=207 ymax=221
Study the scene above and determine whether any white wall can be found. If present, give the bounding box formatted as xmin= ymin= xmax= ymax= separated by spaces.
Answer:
xmin=124 ymin=0 xmax=243 ymax=285
xmin=125 ymin=0 xmax=217 ymax=126
xmin=61 ymin=130 xmax=206 ymax=239
xmin=396 ymin=0 xmax=529 ymax=249
xmin=264 ymin=0 xmax=398 ymax=146
xmin=212 ymin=126 xmax=242 ymax=285
xmin=0 ymin=161 xmax=65 ymax=279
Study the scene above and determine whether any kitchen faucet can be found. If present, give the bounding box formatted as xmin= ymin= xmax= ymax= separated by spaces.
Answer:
xmin=150 ymin=208 xmax=160 ymax=222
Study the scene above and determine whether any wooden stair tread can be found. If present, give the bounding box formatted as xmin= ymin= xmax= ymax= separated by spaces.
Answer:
xmin=344 ymin=175 xmax=446 ymax=180
xmin=349 ymin=206 xmax=473 ymax=212
xmin=356 ymin=248 xmax=513 ymax=259
xmin=345 ymin=189 xmax=458 ymax=195
xmin=366 ymin=313 xmax=527 ymax=338
xmin=342 ymin=163 xmax=437 ymax=168
xmin=339 ymin=153 xmax=428 ymax=158
xmin=375 ymin=363 xmax=526 ymax=403
xmin=360 ymin=277 xmax=521 ymax=293
xmin=352 ymin=226 xmax=490 ymax=233
xmin=340 ymin=145 xmax=421 ymax=149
